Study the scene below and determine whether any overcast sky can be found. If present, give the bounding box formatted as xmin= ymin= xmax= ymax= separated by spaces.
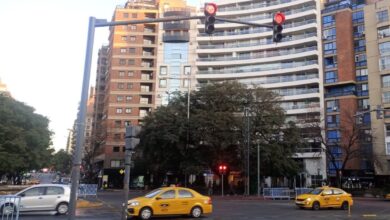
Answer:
xmin=0 ymin=0 xmax=200 ymax=151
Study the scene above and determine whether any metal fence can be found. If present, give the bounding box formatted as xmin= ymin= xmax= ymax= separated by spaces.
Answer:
xmin=0 ymin=196 xmax=20 ymax=220
xmin=78 ymin=184 xmax=98 ymax=198
xmin=263 ymin=188 xmax=292 ymax=200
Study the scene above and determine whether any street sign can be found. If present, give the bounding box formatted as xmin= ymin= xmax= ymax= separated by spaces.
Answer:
xmin=119 ymin=169 xmax=124 ymax=175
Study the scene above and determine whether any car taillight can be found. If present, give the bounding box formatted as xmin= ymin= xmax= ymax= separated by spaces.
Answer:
xmin=206 ymin=198 xmax=212 ymax=204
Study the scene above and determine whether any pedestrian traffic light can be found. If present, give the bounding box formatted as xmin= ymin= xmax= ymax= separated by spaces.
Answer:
xmin=204 ymin=3 xmax=217 ymax=34
xmin=218 ymin=165 xmax=227 ymax=175
xmin=272 ymin=12 xmax=285 ymax=42
xmin=376 ymin=105 xmax=383 ymax=119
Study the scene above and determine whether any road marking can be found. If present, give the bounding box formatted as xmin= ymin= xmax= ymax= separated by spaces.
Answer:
xmin=362 ymin=214 xmax=377 ymax=217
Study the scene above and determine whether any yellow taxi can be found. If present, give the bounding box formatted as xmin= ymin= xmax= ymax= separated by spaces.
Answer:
xmin=385 ymin=193 xmax=390 ymax=200
xmin=295 ymin=186 xmax=353 ymax=210
xmin=127 ymin=186 xmax=212 ymax=220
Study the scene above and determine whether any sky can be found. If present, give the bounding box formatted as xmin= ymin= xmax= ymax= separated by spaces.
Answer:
xmin=0 ymin=0 xmax=200 ymax=151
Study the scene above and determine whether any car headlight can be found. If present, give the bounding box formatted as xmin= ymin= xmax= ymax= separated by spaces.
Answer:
xmin=128 ymin=201 xmax=140 ymax=206
xmin=305 ymin=198 xmax=312 ymax=201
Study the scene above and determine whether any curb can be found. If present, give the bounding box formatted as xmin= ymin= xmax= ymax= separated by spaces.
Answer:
xmin=76 ymin=199 xmax=103 ymax=208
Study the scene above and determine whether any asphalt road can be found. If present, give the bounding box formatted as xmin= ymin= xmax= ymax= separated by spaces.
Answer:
xmin=19 ymin=190 xmax=390 ymax=220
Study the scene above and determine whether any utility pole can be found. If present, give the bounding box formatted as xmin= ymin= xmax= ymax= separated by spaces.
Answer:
xmin=244 ymin=107 xmax=250 ymax=195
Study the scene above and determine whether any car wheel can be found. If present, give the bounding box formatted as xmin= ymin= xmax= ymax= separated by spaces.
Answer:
xmin=1 ymin=203 xmax=16 ymax=216
xmin=190 ymin=206 xmax=202 ymax=218
xmin=139 ymin=207 xmax=152 ymax=220
xmin=56 ymin=202 xmax=69 ymax=215
xmin=312 ymin=201 xmax=320 ymax=211
xmin=341 ymin=201 xmax=349 ymax=210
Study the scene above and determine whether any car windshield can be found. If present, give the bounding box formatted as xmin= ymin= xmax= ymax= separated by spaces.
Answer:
xmin=308 ymin=188 xmax=323 ymax=195
xmin=144 ymin=188 xmax=162 ymax=198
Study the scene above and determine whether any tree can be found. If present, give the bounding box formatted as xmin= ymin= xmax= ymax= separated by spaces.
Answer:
xmin=138 ymin=81 xmax=301 ymax=187
xmin=51 ymin=149 xmax=72 ymax=175
xmin=0 ymin=95 xmax=53 ymax=183
xmin=307 ymin=109 xmax=373 ymax=187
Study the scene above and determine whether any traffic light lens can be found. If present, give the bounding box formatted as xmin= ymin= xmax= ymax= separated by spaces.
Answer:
xmin=274 ymin=13 xmax=285 ymax=25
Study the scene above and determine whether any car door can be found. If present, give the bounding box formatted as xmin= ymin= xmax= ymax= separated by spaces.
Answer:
xmin=320 ymin=189 xmax=332 ymax=207
xmin=153 ymin=189 xmax=177 ymax=215
xmin=330 ymin=189 xmax=344 ymax=207
xmin=177 ymin=189 xmax=195 ymax=214
xmin=42 ymin=186 xmax=65 ymax=210
xmin=18 ymin=186 xmax=46 ymax=211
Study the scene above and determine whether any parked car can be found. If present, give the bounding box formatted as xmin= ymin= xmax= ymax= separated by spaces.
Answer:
xmin=127 ymin=186 xmax=212 ymax=220
xmin=295 ymin=186 xmax=353 ymax=210
xmin=0 ymin=184 xmax=70 ymax=215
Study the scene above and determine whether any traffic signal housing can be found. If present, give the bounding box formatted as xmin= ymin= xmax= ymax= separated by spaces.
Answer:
xmin=204 ymin=3 xmax=217 ymax=34
xmin=376 ymin=105 xmax=383 ymax=119
xmin=273 ymin=12 xmax=285 ymax=42
xmin=218 ymin=165 xmax=227 ymax=175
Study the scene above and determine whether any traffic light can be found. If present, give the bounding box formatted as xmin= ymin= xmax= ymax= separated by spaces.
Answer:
xmin=272 ymin=12 xmax=285 ymax=42
xmin=376 ymin=105 xmax=383 ymax=119
xmin=204 ymin=3 xmax=217 ymax=34
xmin=218 ymin=165 xmax=227 ymax=175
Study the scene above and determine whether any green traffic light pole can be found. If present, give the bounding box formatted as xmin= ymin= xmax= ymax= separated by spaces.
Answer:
xmin=69 ymin=13 xmax=280 ymax=220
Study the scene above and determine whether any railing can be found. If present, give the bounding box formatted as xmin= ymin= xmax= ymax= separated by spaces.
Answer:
xmin=0 ymin=196 xmax=21 ymax=220
xmin=78 ymin=184 xmax=98 ymax=198
xmin=218 ymin=0 xmax=295 ymax=12
xmin=274 ymin=88 xmax=319 ymax=96
xmin=263 ymin=188 xmax=292 ymax=200
xmin=282 ymin=103 xmax=320 ymax=110
xmin=197 ymin=46 xmax=317 ymax=62
xmin=325 ymin=90 xmax=356 ymax=98
xmin=163 ymin=33 xmax=189 ymax=42
xmin=321 ymin=2 xmax=351 ymax=14
xmin=239 ymin=74 xmax=318 ymax=85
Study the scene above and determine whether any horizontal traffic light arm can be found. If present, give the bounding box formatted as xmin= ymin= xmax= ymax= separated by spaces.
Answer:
xmin=215 ymin=17 xmax=273 ymax=28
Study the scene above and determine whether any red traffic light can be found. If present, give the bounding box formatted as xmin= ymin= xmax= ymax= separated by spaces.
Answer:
xmin=273 ymin=12 xmax=285 ymax=25
xmin=204 ymin=3 xmax=217 ymax=16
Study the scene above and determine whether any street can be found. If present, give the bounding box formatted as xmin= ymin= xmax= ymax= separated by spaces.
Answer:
xmin=19 ymin=190 xmax=390 ymax=220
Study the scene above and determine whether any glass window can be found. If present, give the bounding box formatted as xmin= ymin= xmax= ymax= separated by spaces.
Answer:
xmin=121 ymin=36 xmax=127 ymax=41
xmin=379 ymin=42 xmax=390 ymax=56
xmin=46 ymin=187 xmax=64 ymax=195
xmin=323 ymin=27 xmax=336 ymax=40
xmin=113 ymin=146 xmax=120 ymax=152
xmin=128 ymin=71 xmax=134 ymax=77
xmin=110 ymin=160 xmax=121 ymax=168
xmin=324 ymin=57 xmax=337 ymax=69
xmin=120 ymin=48 xmax=127 ymax=53
xmin=383 ymin=91 xmax=390 ymax=103
xmin=323 ymin=15 xmax=335 ymax=27
xmin=129 ymin=48 xmax=136 ymax=54
xmin=383 ymin=75 xmax=390 ymax=88
xmin=23 ymin=187 xmax=45 ymax=197
xmin=127 ymin=83 xmax=133 ymax=89
xmin=125 ymin=108 xmax=132 ymax=114
xmin=356 ymin=68 xmax=368 ymax=76
xmin=178 ymin=190 xmax=194 ymax=198
xmin=119 ymin=71 xmax=125 ymax=77
xmin=132 ymin=13 xmax=137 ymax=18
xmin=327 ymin=130 xmax=340 ymax=142
xmin=333 ymin=189 xmax=344 ymax=195
xmin=128 ymin=59 xmax=135 ymax=65
xmin=380 ymin=55 xmax=390 ymax=71
xmin=117 ymin=83 xmax=124 ymax=89
xmin=160 ymin=66 xmax=167 ymax=75
xmin=358 ymin=98 xmax=370 ymax=110
xmin=377 ymin=10 xmax=389 ymax=23
xmin=126 ymin=96 xmax=133 ymax=102
xmin=326 ymin=100 xmax=339 ymax=112
xmin=378 ymin=26 xmax=390 ymax=38
xmin=130 ymin=25 xmax=137 ymax=30
xmin=115 ymin=120 xmax=121 ymax=128
xmin=325 ymin=71 xmax=337 ymax=83
xmin=183 ymin=79 xmax=189 ymax=88
xmin=353 ymin=10 xmax=364 ymax=23
xmin=117 ymin=96 xmax=123 ymax=102
xmin=386 ymin=143 xmax=390 ymax=155
xmin=160 ymin=190 xmax=175 ymax=199
xmin=130 ymin=36 xmax=136 ymax=41
xmin=323 ymin=189 xmax=332 ymax=195
xmin=116 ymin=108 xmax=123 ymax=114
xmin=324 ymin=42 xmax=337 ymax=54
xmin=119 ymin=59 xmax=126 ymax=65
xmin=124 ymin=121 xmax=131 ymax=126
xmin=184 ymin=66 xmax=191 ymax=75
xmin=159 ymin=79 xmax=167 ymax=88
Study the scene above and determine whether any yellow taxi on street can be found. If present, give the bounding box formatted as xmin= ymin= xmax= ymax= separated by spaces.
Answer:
xmin=295 ymin=186 xmax=353 ymax=210
xmin=127 ymin=186 xmax=212 ymax=220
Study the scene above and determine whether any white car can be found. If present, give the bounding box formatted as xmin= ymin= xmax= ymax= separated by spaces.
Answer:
xmin=0 ymin=184 xmax=70 ymax=215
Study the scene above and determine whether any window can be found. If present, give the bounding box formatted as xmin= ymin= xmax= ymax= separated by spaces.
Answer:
xmin=111 ymin=160 xmax=122 ymax=168
xmin=383 ymin=75 xmax=390 ymax=88
xmin=357 ymin=83 xmax=369 ymax=96
xmin=160 ymin=66 xmax=167 ymax=75
xmin=355 ymin=53 xmax=367 ymax=67
xmin=127 ymin=83 xmax=133 ymax=89
xmin=124 ymin=121 xmax=131 ymax=126
xmin=326 ymin=100 xmax=339 ymax=112
xmin=327 ymin=130 xmax=340 ymax=142
xmin=178 ymin=190 xmax=194 ymax=198
xmin=323 ymin=15 xmax=335 ymax=27
xmin=353 ymin=24 xmax=365 ymax=37
xmin=160 ymin=190 xmax=175 ymax=199
xmin=326 ymin=115 xmax=340 ymax=128
xmin=324 ymin=42 xmax=336 ymax=54
xmin=23 ymin=187 xmax=45 ymax=197
xmin=333 ymin=189 xmax=344 ymax=195
xmin=123 ymin=13 xmax=129 ymax=18
xmin=379 ymin=42 xmax=390 ymax=56
xmin=116 ymin=108 xmax=123 ymax=114
xmin=354 ymin=39 xmax=366 ymax=52
xmin=130 ymin=25 xmax=137 ymax=30
xmin=128 ymin=59 xmax=135 ymax=65
xmin=132 ymin=13 xmax=137 ymax=18
xmin=130 ymin=36 xmax=136 ymax=41
xmin=184 ymin=66 xmax=191 ymax=75
xmin=358 ymin=99 xmax=370 ymax=110
xmin=183 ymin=79 xmax=189 ymax=88
xmin=323 ymin=189 xmax=332 ymax=195
xmin=114 ymin=120 xmax=121 ymax=128
xmin=120 ymin=48 xmax=127 ymax=53
xmin=121 ymin=36 xmax=127 ymax=41
xmin=119 ymin=59 xmax=126 ymax=65
xmin=119 ymin=71 xmax=125 ymax=77
xmin=159 ymin=79 xmax=167 ymax=88
xmin=323 ymin=27 xmax=336 ymax=40
xmin=356 ymin=68 xmax=368 ymax=81
xmin=117 ymin=96 xmax=123 ymax=102
xmin=113 ymin=146 xmax=120 ymax=152
xmin=325 ymin=71 xmax=337 ymax=83
xmin=353 ymin=10 xmax=364 ymax=23
xmin=125 ymin=108 xmax=132 ymax=114
xmin=46 ymin=187 xmax=64 ymax=195
xmin=383 ymin=91 xmax=390 ymax=103
xmin=117 ymin=83 xmax=124 ymax=89
xmin=324 ymin=56 xmax=337 ymax=69
xmin=378 ymin=26 xmax=390 ymax=38
xmin=377 ymin=10 xmax=389 ymax=23
xmin=126 ymin=96 xmax=133 ymax=102
xmin=128 ymin=71 xmax=134 ymax=77
xmin=380 ymin=55 xmax=390 ymax=71
xmin=129 ymin=48 xmax=136 ymax=54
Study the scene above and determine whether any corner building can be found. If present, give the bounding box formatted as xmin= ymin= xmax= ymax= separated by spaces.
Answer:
xmin=196 ymin=0 xmax=326 ymax=187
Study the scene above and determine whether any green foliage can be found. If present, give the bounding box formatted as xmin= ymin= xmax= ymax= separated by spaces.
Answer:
xmin=51 ymin=149 xmax=72 ymax=174
xmin=0 ymin=95 xmax=53 ymax=176
xmin=137 ymin=81 xmax=302 ymax=184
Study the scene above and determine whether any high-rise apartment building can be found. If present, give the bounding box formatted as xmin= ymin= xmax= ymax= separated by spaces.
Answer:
xmin=365 ymin=0 xmax=390 ymax=180
xmin=93 ymin=0 xmax=159 ymax=188
xmin=196 ymin=0 xmax=326 ymax=187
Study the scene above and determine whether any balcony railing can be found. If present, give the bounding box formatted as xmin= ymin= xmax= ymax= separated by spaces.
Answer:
xmin=218 ymin=0 xmax=295 ymax=12
xmin=197 ymin=46 xmax=317 ymax=62
xmin=282 ymin=103 xmax=320 ymax=110
xmin=325 ymin=90 xmax=356 ymax=98
xmin=274 ymin=88 xmax=319 ymax=97
xmin=163 ymin=21 xmax=190 ymax=30
xmin=321 ymin=2 xmax=351 ymax=14
xmin=163 ymin=32 xmax=189 ymax=42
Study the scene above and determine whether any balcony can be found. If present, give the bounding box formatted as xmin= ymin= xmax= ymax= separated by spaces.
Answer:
xmin=164 ymin=9 xmax=190 ymax=17
xmin=163 ymin=32 xmax=189 ymax=42
xmin=321 ymin=1 xmax=351 ymax=14
xmin=325 ymin=90 xmax=356 ymax=98
xmin=163 ymin=21 xmax=190 ymax=30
